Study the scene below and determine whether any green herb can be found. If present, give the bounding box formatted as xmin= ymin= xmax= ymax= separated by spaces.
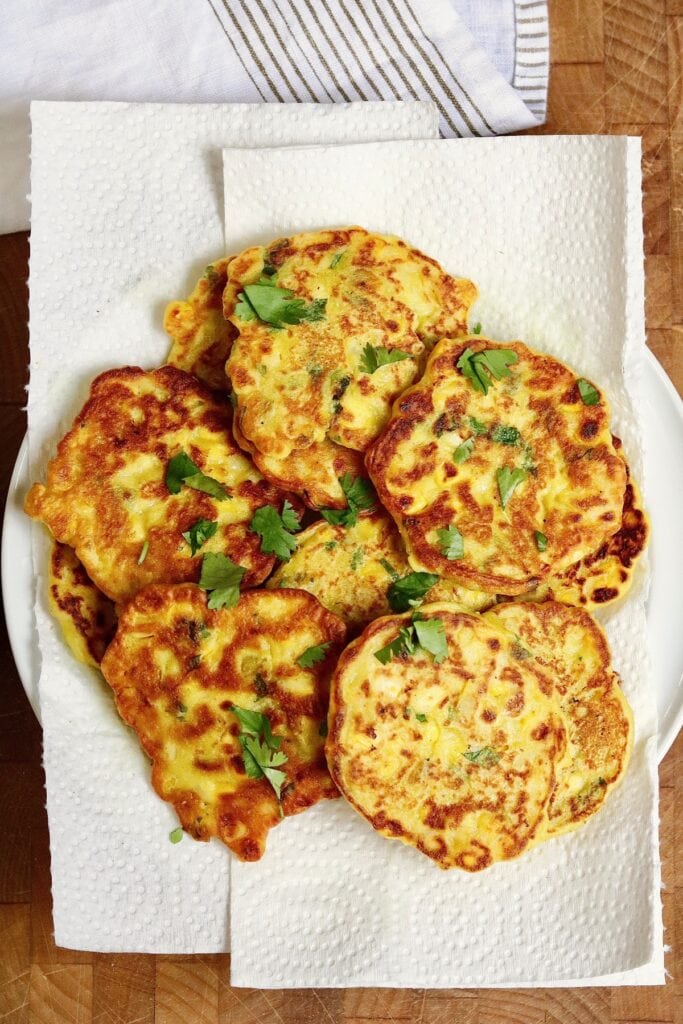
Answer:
xmin=330 ymin=251 xmax=344 ymax=269
xmin=350 ymin=547 xmax=364 ymax=571
xmin=319 ymin=720 xmax=329 ymax=737
xmin=387 ymin=571 xmax=439 ymax=612
xmin=472 ymin=322 xmax=482 ymax=334
xmin=169 ymin=827 xmax=184 ymax=843
xmin=521 ymin=445 xmax=536 ymax=473
xmin=307 ymin=363 xmax=324 ymax=378
xmin=198 ymin=552 xmax=245 ymax=610
xmin=231 ymin=705 xmax=288 ymax=804
xmin=462 ymin=747 xmax=500 ymax=767
xmin=261 ymin=259 xmax=277 ymax=278
xmin=320 ymin=474 xmax=376 ymax=529
xmin=534 ymin=530 xmax=548 ymax=552
xmin=324 ymin=540 xmax=338 ymax=551
xmin=250 ymin=501 xmax=301 ymax=561
xmin=176 ymin=702 xmax=187 ymax=718
xmin=182 ymin=518 xmax=218 ymax=556
xmin=511 ymin=641 xmax=532 ymax=660
xmin=375 ymin=613 xmax=448 ymax=665
xmin=235 ymin=280 xmax=327 ymax=329
xmin=469 ymin=416 xmax=488 ymax=436
xmin=413 ymin=711 xmax=427 ymax=723
xmin=379 ymin=558 xmax=400 ymax=581
xmin=490 ymin=424 xmax=520 ymax=446
xmin=453 ymin=438 xmax=474 ymax=464
xmin=297 ymin=643 xmax=331 ymax=669
xmin=137 ymin=540 xmax=149 ymax=565
xmin=437 ymin=525 xmax=464 ymax=560
xmin=204 ymin=265 xmax=219 ymax=283
xmin=497 ymin=467 xmax=528 ymax=509
xmin=577 ymin=378 xmax=600 ymax=405
xmin=457 ymin=347 xmax=518 ymax=396
xmin=359 ymin=343 xmax=412 ymax=374
xmin=166 ymin=451 xmax=229 ymax=500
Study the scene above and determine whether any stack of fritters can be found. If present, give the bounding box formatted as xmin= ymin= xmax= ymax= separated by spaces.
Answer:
xmin=26 ymin=227 xmax=647 ymax=868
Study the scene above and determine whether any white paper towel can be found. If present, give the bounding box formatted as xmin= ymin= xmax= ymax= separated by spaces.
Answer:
xmin=222 ymin=137 xmax=663 ymax=986
xmin=27 ymin=99 xmax=439 ymax=953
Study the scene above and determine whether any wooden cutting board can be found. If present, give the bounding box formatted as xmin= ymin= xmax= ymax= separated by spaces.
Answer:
xmin=0 ymin=0 xmax=681 ymax=1020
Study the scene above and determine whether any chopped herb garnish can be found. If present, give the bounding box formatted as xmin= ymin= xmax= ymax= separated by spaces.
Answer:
xmin=169 ymin=827 xmax=184 ymax=844
xmin=577 ymin=378 xmax=600 ymax=405
xmin=375 ymin=613 xmax=447 ymax=665
xmin=234 ymin=279 xmax=326 ymax=329
xmin=413 ymin=711 xmax=428 ymax=723
xmin=453 ymin=438 xmax=474 ymax=464
xmin=231 ymin=705 xmax=288 ymax=805
xmin=297 ymin=642 xmax=331 ymax=669
xmin=535 ymin=530 xmax=548 ymax=553
xmin=320 ymin=474 xmax=376 ymax=528
xmin=463 ymin=746 xmax=500 ymax=767
xmin=359 ymin=343 xmax=412 ymax=374
xmin=469 ymin=416 xmax=488 ymax=436
xmin=182 ymin=518 xmax=218 ymax=556
xmin=379 ymin=558 xmax=400 ymax=582
xmin=330 ymin=251 xmax=345 ymax=269
xmin=472 ymin=322 xmax=482 ymax=334
xmin=511 ymin=641 xmax=532 ymax=660
xmin=437 ymin=525 xmax=464 ymax=560
xmin=457 ymin=347 xmax=518 ymax=396
xmin=137 ymin=540 xmax=149 ymax=565
xmin=261 ymin=259 xmax=277 ymax=278
xmin=324 ymin=540 xmax=338 ymax=551
xmin=198 ymin=552 xmax=245 ymax=610
xmin=176 ymin=702 xmax=187 ymax=718
xmin=250 ymin=501 xmax=301 ymax=561
xmin=490 ymin=425 xmax=520 ymax=446
xmin=387 ymin=571 xmax=439 ymax=612
xmin=497 ymin=467 xmax=528 ymax=509
xmin=350 ymin=547 xmax=364 ymax=571
xmin=166 ymin=451 xmax=229 ymax=500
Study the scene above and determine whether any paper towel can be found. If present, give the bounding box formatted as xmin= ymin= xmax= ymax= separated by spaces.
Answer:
xmin=222 ymin=137 xmax=663 ymax=986
xmin=27 ymin=99 xmax=439 ymax=953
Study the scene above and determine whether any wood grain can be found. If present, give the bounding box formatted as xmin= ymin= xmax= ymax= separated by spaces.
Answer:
xmin=0 ymin=0 xmax=682 ymax=1020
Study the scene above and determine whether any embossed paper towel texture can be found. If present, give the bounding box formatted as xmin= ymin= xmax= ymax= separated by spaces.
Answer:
xmin=27 ymin=100 xmax=438 ymax=953
xmin=224 ymin=137 xmax=662 ymax=986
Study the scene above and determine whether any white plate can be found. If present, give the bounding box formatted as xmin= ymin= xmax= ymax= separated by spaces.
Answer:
xmin=3 ymin=350 xmax=683 ymax=758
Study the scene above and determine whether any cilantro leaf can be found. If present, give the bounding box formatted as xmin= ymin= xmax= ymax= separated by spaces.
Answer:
xmin=320 ymin=474 xmax=376 ymax=529
xmin=379 ymin=558 xmax=400 ymax=581
xmin=497 ymin=467 xmax=528 ymax=509
xmin=457 ymin=347 xmax=518 ymax=396
xmin=463 ymin=746 xmax=500 ymax=767
xmin=490 ymin=425 xmax=520 ymax=446
xmin=412 ymin=615 xmax=448 ymax=664
xmin=234 ymin=281 xmax=326 ymax=328
xmin=535 ymin=530 xmax=548 ymax=552
xmin=413 ymin=711 xmax=428 ymax=723
xmin=469 ymin=416 xmax=488 ymax=436
xmin=182 ymin=518 xmax=218 ymax=556
xmin=297 ymin=643 xmax=331 ymax=669
xmin=330 ymin=251 xmax=345 ymax=269
xmin=169 ymin=827 xmax=184 ymax=843
xmin=166 ymin=451 xmax=228 ymax=500
xmin=198 ymin=552 xmax=245 ymax=609
xmin=453 ymin=438 xmax=474 ymax=464
xmin=359 ymin=343 xmax=412 ymax=374
xmin=387 ymin=571 xmax=439 ymax=612
xmin=437 ymin=525 xmax=464 ymax=560
xmin=472 ymin=322 xmax=482 ymax=334
xmin=231 ymin=705 xmax=289 ymax=804
xmin=350 ymin=547 xmax=364 ymax=571
xmin=577 ymin=378 xmax=600 ymax=405
xmin=250 ymin=501 xmax=301 ymax=561
xmin=374 ymin=634 xmax=409 ymax=665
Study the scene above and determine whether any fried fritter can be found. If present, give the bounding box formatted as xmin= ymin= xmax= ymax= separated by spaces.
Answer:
xmin=327 ymin=603 xmax=566 ymax=870
xmin=225 ymin=228 xmax=477 ymax=461
xmin=100 ymin=585 xmax=346 ymax=861
xmin=25 ymin=367 xmax=301 ymax=604
xmin=49 ymin=542 xmax=116 ymax=666
xmin=164 ymin=258 xmax=235 ymax=391
xmin=366 ymin=335 xmax=627 ymax=595
xmin=485 ymin=601 xmax=633 ymax=839
xmin=268 ymin=510 xmax=493 ymax=631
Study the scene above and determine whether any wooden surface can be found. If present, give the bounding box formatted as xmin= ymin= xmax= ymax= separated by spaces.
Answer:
xmin=1 ymin=0 xmax=682 ymax=1019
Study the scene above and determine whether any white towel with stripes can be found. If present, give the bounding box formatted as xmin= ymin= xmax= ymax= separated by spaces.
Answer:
xmin=0 ymin=0 xmax=548 ymax=233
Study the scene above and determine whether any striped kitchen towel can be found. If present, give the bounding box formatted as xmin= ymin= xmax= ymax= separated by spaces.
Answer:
xmin=0 ymin=0 xmax=547 ymax=233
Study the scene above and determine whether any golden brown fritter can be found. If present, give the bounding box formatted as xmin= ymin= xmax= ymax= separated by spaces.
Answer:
xmin=225 ymin=228 xmax=477 ymax=461
xmin=25 ymin=366 xmax=301 ymax=604
xmin=49 ymin=542 xmax=117 ymax=666
xmin=366 ymin=335 xmax=627 ymax=595
xmin=101 ymin=585 xmax=346 ymax=861
xmin=327 ymin=603 xmax=567 ymax=870
xmin=268 ymin=510 xmax=493 ymax=632
xmin=164 ymin=258 xmax=235 ymax=391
